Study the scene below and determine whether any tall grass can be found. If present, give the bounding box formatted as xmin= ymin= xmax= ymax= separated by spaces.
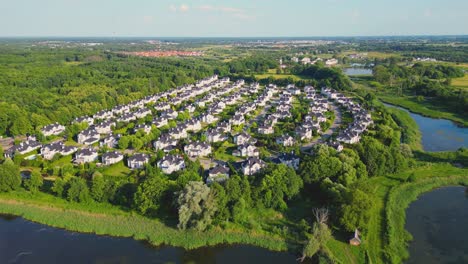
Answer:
xmin=387 ymin=107 xmax=422 ymax=150
xmin=0 ymin=191 xmax=287 ymax=251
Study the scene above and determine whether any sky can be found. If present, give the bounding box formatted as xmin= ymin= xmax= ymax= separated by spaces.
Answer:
xmin=1 ymin=0 xmax=467 ymax=37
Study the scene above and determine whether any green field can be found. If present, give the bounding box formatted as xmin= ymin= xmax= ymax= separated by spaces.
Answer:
xmin=452 ymin=74 xmax=468 ymax=90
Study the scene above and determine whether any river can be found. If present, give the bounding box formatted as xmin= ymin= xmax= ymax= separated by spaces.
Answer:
xmin=0 ymin=215 xmax=300 ymax=264
xmin=384 ymin=103 xmax=468 ymax=151
xmin=405 ymin=186 xmax=468 ymax=263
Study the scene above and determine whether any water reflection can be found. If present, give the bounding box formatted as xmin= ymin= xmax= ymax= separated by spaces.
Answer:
xmin=405 ymin=186 xmax=468 ymax=264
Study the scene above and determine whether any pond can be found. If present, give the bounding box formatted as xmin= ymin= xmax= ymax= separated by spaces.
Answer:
xmin=384 ymin=104 xmax=468 ymax=151
xmin=343 ymin=68 xmax=373 ymax=76
xmin=405 ymin=186 xmax=468 ymax=263
xmin=0 ymin=215 xmax=300 ymax=264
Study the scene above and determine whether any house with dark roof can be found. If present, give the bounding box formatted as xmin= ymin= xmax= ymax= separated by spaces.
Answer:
xmin=241 ymin=157 xmax=266 ymax=176
xmin=101 ymin=151 xmax=124 ymax=166
xmin=157 ymin=155 xmax=185 ymax=174
xmin=207 ymin=165 xmax=230 ymax=184
xmin=127 ymin=153 xmax=150 ymax=169
xmin=74 ymin=148 xmax=98 ymax=164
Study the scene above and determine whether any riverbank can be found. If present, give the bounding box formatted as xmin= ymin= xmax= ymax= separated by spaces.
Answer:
xmin=0 ymin=191 xmax=288 ymax=252
xmin=379 ymin=95 xmax=468 ymax=127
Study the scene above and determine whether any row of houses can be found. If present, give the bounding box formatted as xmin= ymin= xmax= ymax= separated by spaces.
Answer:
xmin=321 ymin=87 xmax=373 ymax=144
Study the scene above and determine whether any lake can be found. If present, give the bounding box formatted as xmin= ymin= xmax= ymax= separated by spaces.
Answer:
xmin=384 ymin=104 xmax=468 ymax=151
xmin=405 ymin=186 xmax=468 ymax=264
xmin=0 ymin=215 xmax=300 ymax=264
xmin=343 ymin=68 xmax=373 ymax=76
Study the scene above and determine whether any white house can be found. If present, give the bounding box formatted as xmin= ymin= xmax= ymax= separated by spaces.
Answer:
xmin=101 ymin=151 xmax=124 ymax=166
xmin=157 ymin=155 xmax=185 ymax=174
xmin=74 ymin=148 xmax=98 ymax=164
xmin=41 ymin=123 xmax=66 ymax=137
xmin=184 ymin=141 xmax=212 ymax=157
xmin=207 ymin=165 xmax=230 ymax=184
xmin=276 ymin=135 xmax=295 ymax=147
xmin=127 ymin=153 xmax=150 ymax=169
xmin=241 ymin=157 xmax=266 ymax=176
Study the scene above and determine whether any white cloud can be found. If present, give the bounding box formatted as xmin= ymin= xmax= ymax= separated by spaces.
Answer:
xmin=169 ymin=4 xmax=189 ymax=12
xmin=180 ymin=4 xmax=189 ymax=12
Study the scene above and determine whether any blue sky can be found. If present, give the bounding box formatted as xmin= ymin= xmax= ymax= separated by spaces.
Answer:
xmin=1 ymin=0 xmax=467 ymax=37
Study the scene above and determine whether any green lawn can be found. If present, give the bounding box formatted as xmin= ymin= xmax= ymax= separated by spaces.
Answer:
xmin=99 ymin=161 xmax=131 ymax=177
xmin=452 ymin=74 xmax=468 ymax=90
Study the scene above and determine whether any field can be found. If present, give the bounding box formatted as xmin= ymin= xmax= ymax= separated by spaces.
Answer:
xmin=452 ymin=74 xmax=468 ymax=90
xmin=255 ymin=69 xmax=311 ymax=81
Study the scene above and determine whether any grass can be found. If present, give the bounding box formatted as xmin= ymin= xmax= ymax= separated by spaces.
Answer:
xmin=386 ymin=106 xmax=422 ymax=150
xmin=99 ymin=161 xmax=131 ymax=177
xmin=0 ymin=191 xmax=288 ymax=251
xmin=452 ymin=74 xmax=468 ymax=90
xmin=255 ymin=69 xmax=311 ymax=81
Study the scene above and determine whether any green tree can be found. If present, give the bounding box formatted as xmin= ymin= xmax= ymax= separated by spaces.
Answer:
xmin=52 ymin=177 xmax=67 ymax=197
xmin=66 ymin=177 xmax=91 ymax=203
xmin=177 ymin=181 xmax=217 ymax=231
xmin=91 ymin=174 xmax=106 ymax=202
xmin=340 ymin=189 xmax=375 ymax=232
xmin=0 ymin=159 xmax=21 ymax=192
xmin=133 ymin=172 xmax=169 ymax=215
xmin=23 ymin=170 xmax=43 ymax=193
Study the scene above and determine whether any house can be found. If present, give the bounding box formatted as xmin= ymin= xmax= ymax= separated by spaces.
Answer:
xmin=217 ymin=121 xmax=231 ymax=133
xmin=134 ymin=108 xmax=152 ymax=119
xmin=296 ymin=127 xmax=313 ymax=141
xmin=127 ymin=153 xmax=150 ymax=169
xmin=233 ymin=144 xmax=259 ymax=157
xmin=152 ymin=117 xmax=168 ymax=128
xmin=301 ymin=57 xmax=311 ymax=64
xmin=207 ymin=165 xmax=230 ymax=184
xmin=325 ymin=58 xmax=338 ymax=66
xmin=41 ymin=123 xmax=66 ymax=137
xmin=276 ymin=135 xmax=295 ymax=147
xmin=101 ymin=151 xmax=124 ymax=166
xmin=41 ymin=142 xmax=78 ymax=160
xmin=230 ymin=114 xmax=245 ymax=126
xmin=349 ymin=229 xmax=361 ymax=246
xmin=74 ymin=148 xmax=98 ymax=164
xmin=168 ymin=127 xmax=187 ymax=139
xmin=205 ymin=129 xmax=227 ymax=143
xmin=184 ymin=141 xmax=212 ymax=157
xmin=201 ymin=113 xmax=218 ymax=124
xmin=157 ymin=155 xmax=185 ymax=174
xmin=153 ymin=134 xmax=178 ymax=151
xmin=276 ymin=153 xmax=300 ymax=170
xmin=241 ymin=157 xmax=266 ymax=176
xmin=185 ymin=119 xmax=202 ymax=132
xmin=329 ymin=141 xmax=344 ymax=152
xmin=258 ymin=124 xmax=274 ymax=135
xmin=73 ymin=116 xmax=94 ymax=125
xmin=100 ymin=134 xmax=119 ymax=148
xmin=4 ymin=139 xmax=42 ymax=158
xmin=94 ymin=120 xmax=115 ymax=134
xmin=77 ymin=129 xmax=100 ymax=145
xmin=134 ymin=124 xmax=152 ymax=134
xmin=233 ymin=132 xmax=255 ymax=145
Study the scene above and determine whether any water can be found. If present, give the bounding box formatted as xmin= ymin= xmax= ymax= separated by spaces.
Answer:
xmin=384 ymin=104 xmax=468 ymax=151
xmin=405 ymin=186 xmax=468 ymax=264
xmin=0 ymin=215 xmax=299 ymax=264
xmin=343 ymin=68 xmax=372 ymax=76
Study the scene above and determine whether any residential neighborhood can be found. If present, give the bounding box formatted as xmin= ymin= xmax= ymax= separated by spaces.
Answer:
xmin=3 ymin=75 xmax=372 ymax=184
